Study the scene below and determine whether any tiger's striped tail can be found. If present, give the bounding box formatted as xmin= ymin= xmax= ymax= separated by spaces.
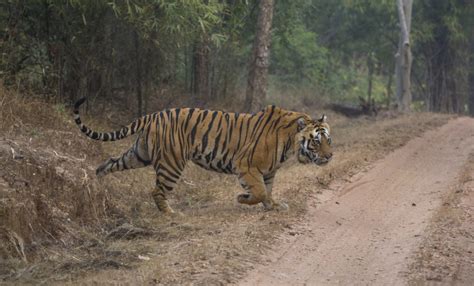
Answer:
xmin=73 ymin=97 xmax=148 ymax=141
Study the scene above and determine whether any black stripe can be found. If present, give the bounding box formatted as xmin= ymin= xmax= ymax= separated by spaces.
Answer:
xmin=249 ymin=111 xmax=267 ymax=140
xmin=224 ymin=113 xmax=230 ymax=125
xmin=235 ymin=116 xmax=244 ymax=151
xmin=249 ymin=108 xmax=275 ymax=161
xmin=190 ymin=113 xmax=202 ymax=145
xmin=283 ymin=117 xmax=301 ymax=129
xmin=234 ymin=113 xmax=240 ymax=126
xmin=135 ymin=150 xmax=151 ymax=165
xmin=159 ymin=164 xmax=180 ymax=179
xmin=210 ymin=131 xmax=223 ymax=161
xmin=175 ymin=108 xmax=181 ymax=125
xmin=161 ymin=153 xmax=181 ymax=175
xmin=157 ymin=172 xmax=177 ymax=184
xmin=201 ymin=111 xmax=218 ymax=152
xmin=201 ymin=110 xmax=209 ymax=122
xmin=160 ymin=183 xmax=173 ymax=191
xmin=280 ymin=138 xmax=292 ymax=163
xmin=184 ymin=108 xmax=195 ymax=131
xmin=216 ymin=112 xmax=223 ymax=130
xmin=121 ymin=127 xmax=129 ymax=137
xmin=221 ymin=149 xmax=230 ymax=165
xmin=227 ymin=123 xmax=233 ymax=146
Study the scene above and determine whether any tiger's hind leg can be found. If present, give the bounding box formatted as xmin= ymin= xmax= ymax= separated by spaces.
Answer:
xmin=151 ymin=184 xmax=175 ymax=214
xmin=96 ymin=138 xmax=150 ymax=177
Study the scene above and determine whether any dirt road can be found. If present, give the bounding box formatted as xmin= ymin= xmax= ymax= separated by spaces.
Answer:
xmin=240 ymin=117 xmax=474 ymax=286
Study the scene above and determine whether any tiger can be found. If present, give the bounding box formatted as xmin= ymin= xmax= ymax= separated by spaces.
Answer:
xmin=73 ymin=98 xmax=332 ymax=214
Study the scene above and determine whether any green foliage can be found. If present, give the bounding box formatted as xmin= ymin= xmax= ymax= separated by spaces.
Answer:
xmin=0 ymin=0 xmax=472 ymax=113
xmin=411 ymin=0 xmax=473 ymax=112
xmin=109 ymin=0 xmax=225 ymax=45
xmin=271 ymin=23 xmax=329 ymax=86
xmin=268 ymin=0 xmax=398 ymax=104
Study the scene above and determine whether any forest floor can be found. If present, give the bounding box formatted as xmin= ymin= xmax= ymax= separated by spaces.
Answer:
xmin=1 ymin=89 xmax=472 ymax=285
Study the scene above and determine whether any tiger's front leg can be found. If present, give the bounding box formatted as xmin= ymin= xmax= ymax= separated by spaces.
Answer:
xmin=264 ymin=172 xmax=288 ymax=211
xmin=237 ymin=169 xmax=274 ymax=210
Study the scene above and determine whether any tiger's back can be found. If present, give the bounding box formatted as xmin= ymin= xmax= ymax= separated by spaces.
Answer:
xmin=147 ymin=106 xmax=299 ymax=175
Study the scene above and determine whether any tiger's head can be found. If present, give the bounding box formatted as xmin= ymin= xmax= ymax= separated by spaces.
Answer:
xmin=296 ymin=115 xmax=333 ymax=166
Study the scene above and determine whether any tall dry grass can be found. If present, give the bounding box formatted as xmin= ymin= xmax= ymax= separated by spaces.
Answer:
xmin=0 ymin=85 xmax=122 ymax=279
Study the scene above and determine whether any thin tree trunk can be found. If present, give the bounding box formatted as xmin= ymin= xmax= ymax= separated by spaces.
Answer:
xmin=193 ymin=36 xmax=210 ymax=104
xmin=134 ymin=31 xmax=143 ymax=117
xmin=426 ymin=29 xmax=454 ymax=113
xmin=144 ymin=46 xmax=152 ymax=114
xmin=469 ymin=28 xmax=474 ymax=116
xmin=469 ymin=68 xmax=474 ymax=116
xmin=367 ymin=53 xmax=374 ymax=104
xmin=57 ymin=52 xmax=63 ymax=103
xmin=395 ymin=0 xmax=413 ymax=112
xmin=244 ymin=0 xmax=275 ymax=112
xmin=184 ymin=45 xmax=189 ymax=93
xmin=190 ymin=44 xmax=196 ymax=96
xmin=386 ymin=65 xmax=393 ymax=108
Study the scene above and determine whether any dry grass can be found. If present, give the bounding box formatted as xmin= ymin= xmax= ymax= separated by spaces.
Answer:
xmin=0 ymin=84 xmax=453 ymax=285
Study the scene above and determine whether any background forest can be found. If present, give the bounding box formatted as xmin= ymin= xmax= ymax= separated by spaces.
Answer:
xmin=1 ymin=0 xmax=474 ymax=116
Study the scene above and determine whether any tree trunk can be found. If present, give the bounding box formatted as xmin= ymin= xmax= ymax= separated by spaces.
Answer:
xmin=469 ymin=68 xmax=474 ymax=116
xmin=244 ymin=0 xmax=275 ymax=112
xmin=143 ymin=46 xmax=152 ymax=115
xmin=367 ymin=53 xmax=374 ymax=104
xmin=134 ymin=31 xmax=143 ymax=117
xmin=386 ymin=65 xmax=393 ymax=108
xmin=184 ymin=45 xmax=189 ymax=93
xmin=469 ymin=28 xmax=474 ymax=116
xmin=395 ymin=0 xmax=413 ymax=112
xmin=192 ymin=37 xmax=210 ymax=105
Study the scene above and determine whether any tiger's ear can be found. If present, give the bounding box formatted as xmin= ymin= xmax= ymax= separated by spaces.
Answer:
xmin=318 ymin=114 xmax=327 ymax=123
xmin=297 ymin=117 xmax=307 ymax=131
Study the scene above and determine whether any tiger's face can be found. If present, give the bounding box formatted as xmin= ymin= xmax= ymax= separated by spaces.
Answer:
xmin=296 ymin=115 xmax=333 ymax=166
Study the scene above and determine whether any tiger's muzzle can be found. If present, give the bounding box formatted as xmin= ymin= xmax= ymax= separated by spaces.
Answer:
xmin=298 ymin=147 xmax=333 ymax=165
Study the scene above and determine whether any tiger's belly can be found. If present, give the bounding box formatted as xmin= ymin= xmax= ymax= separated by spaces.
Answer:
xmin=191 ymin=153 xmax=235 ymax=174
